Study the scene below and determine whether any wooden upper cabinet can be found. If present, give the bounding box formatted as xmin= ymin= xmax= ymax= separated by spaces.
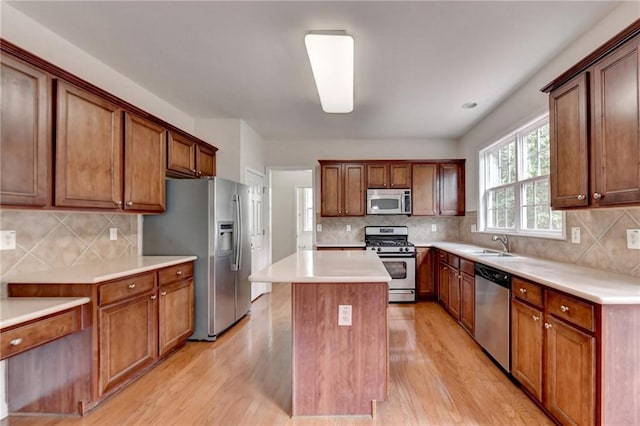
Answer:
xmin=0 ymin=53 xmax=50 ymax=207
xmin=412 ymin=163 xmax=437 ymax=216
xmin=549 ymin=74 xmax=589 ymax=209
xmin=123 ymin=113 xmax=166 ymax=212
xmin=196 ymin=144 xmax=216 ymax=177
xmin=55 ymin=80 xmax=123 ymax=209
xmin=591 ymin=34 xmax=640 ymax=206
xmin=167 ymin=132 xmax=197 ymax=176
xmin=343 ymin=164 xmax=365 ymax=216
xmin=366 ymin=163 xmax=411 ymax=189
xmin=439 ymin=161 xmax=465 ymax=215
xmin=320 ymin=163 xmax=342 ymax=216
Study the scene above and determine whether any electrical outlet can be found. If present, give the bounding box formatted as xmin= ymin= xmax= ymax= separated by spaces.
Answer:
xmin=571 ymin=227 xmax=581 ymax=244
xmin=346 ymin=224 xmax=352 ymax=232
xmin=338 ymin=305 xmax=352 ymax=326
xmin=627 ymin=229 xmax=640 ymax=250
xmin=0 ymin=230 xmax=16 ymax=250
xmin=109 ymin=227 xmax=118 ymax=241
xmin=431 ymin=224 xmax=437 ymax=232
xmin=471 ymin=224 xmax=477 ymax=233
xmin=316 ymin=224 xmax=322 ymax=232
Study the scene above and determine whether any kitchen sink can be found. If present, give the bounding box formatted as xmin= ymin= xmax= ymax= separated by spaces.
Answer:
xmin=469 ymin=249 xmax=514 ymax=257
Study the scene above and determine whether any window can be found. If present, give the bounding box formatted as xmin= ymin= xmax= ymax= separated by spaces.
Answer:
xmin=479 ymin=115 xmax=564 ymax=238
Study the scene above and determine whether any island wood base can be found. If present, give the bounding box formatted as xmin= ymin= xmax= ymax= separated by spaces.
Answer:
xmin=291 ymin=282 xmax=388 ymax=416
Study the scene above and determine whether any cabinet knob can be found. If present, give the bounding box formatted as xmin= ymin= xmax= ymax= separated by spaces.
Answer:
xmin=519 ymin=288 xmax=527 ymax=294
xmin=345 ymin=210 xmax=349 ymax=214
xmin=128 ymin=283 xmax=136 ymax=289
xmin=176 ymin=270 xmax=183 ymax=276
xmin=117 ymin=201 xmax=122 ymax=206
xmin=593 ymin=192 xmax=602 ymax=200
xmin=151 ymin=295 xmax=157 ymax=300
xmin=161 ymin=291 xmax=167 ymax=296
xmin=577 ymin=194 xmax=586 ymax=200
xmin=126 ymin=201 xmax=133 ymax=206
xmin=544 ymin=323 xmax=553 ymax=329
xmin=9 ymin=338 xmax=23 ymax=346
xmin=532 ymin=315 xmax=539 ymax=321
xmin=560 ymin=305 xmax=570 ymax=313
xmin=197 ymin=170 xmax=202 ymax=176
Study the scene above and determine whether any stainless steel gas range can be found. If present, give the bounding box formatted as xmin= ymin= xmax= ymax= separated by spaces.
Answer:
xmin=365 ymin=226 xmax=416 ymax=303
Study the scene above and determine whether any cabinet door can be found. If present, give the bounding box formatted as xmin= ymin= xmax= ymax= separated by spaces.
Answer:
xmin=320 ymin=163 xmax=342 ymax=216
xmin=123 ymin=113 xmax=166 ymax=212
xmin=459 ymin=272 xmax=474 ymax=334
xmin=438 ymin=262 xmax=449 ymax=308
xmin=196 ymin=144 xmax=216 ymax=177
xmin=167 ymin=132 xmax=196 ymax=176
xmin=55 ymin=81 xmax=122 ymax=209
xmin=416 ymin=247 xmax=434 ymax=297
xmin=411 ymin=163 xmax=437 ymax=216
xmin=99 ymin=294 xmax=158 ymax=395
xmin=544 ymin=316 xmax=595 ymax=426
xmin=591 ymin=34 xmax=640 ymax=205
xmin=511 ymin=299 xmax=543 ymax=401
xmin=366 ymin=164 xmax=387 ymax=188
xmin=447 ymin=268 xmax=460 ymax=320
xmin=0 ymin=54 xmax=50 ymax=207
xmin=389 ymin=163 xmax=411 ymax=188
xmin=549 ymin=74 xmax=589 ymax=208
xmin=343 ymin=163 xmax=365 ymax=216
xmin=439 ymin=162 xmax=465 ymax=215
xmin=159 ymin=279 xmax=194 ymax=356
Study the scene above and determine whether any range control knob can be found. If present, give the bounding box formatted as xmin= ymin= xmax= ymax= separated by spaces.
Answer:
xmin=377 ymin=247 xmax=381 ymax=252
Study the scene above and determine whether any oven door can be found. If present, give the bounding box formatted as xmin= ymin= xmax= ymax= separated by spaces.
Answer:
xmin=379 ymin=255 xmax=416 ymax=302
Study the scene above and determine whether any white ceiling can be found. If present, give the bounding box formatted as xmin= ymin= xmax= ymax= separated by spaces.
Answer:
xmin=7 ymin=1 xmax=619 ymax=141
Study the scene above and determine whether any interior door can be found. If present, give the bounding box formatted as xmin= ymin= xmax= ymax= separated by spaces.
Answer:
xmin=296 ymin=187 xmax=313 ymax=251
xmin=246 ymin=170 xmax=271 ymax=300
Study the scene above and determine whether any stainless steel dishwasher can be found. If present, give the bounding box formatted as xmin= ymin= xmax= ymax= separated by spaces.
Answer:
xmin=474 ymin=263 xmax=511 ymax=372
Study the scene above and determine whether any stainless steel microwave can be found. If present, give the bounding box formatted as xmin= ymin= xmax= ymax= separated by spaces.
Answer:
xmin=366 ymin=189 xmax=411 ymax=215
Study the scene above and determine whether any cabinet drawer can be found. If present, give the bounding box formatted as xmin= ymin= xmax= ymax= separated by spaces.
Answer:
xmin=158 ymin=262 xmax=194 ymax=286
xmin=99 ymin=272 xmax=156 ymax=306
xmin=512 ymin=277 xmax=543 ymax=308
xmin=447 ymin=253 xmax=460 ymax=269
xmin=460 ymin=258 xmax=474 ymax=276
xmin=546 ymin=290 xmax=595 ymax=332
xmin=1 ymin=307 xmax=82 ymax=360
xmin=437 ymin=251 xmax=447 ymax=262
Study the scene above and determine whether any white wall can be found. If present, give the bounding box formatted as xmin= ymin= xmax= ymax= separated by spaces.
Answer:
xmin=271 ymin=170 xmax=313 ymax=263
xmin=459 ymin=2 xmax=640 ymax=211
xmin=241 ymin=122 xmax=267 ymax=179
xmin=0 ymin=3 xmax=195 ymax=133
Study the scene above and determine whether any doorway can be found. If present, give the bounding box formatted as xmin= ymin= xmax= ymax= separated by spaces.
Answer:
xmin=296 ymin=187 xmax=313 ymax=251
xmin=246 ymin=169 xmax=270 ymax=300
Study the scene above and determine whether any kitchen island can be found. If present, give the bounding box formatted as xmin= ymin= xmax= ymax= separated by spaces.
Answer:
xmin=249 ymin=250 xmax=391 ymax=417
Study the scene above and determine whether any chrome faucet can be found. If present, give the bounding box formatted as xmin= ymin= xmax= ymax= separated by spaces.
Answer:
xmin=492 ymin=234 xmax=510 ymax=253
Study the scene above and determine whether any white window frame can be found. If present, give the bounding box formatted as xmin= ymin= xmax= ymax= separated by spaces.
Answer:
xmin=478 ymin=114 xmax=565 ymax=240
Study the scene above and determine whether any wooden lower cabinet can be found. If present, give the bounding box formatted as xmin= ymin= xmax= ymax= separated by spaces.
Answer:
xmin=544 ymin=316 xmax=595 ymax=426
xmin=99 ymin=293 xmax=158 ymax=395
xmin=459 ymin=272 xmax=474 ymax=335
xmin=159 ymin=278 xmax=194 ymax=356
xmin=447 ymin=267 xmax=460 ymax=320
xmin=511 ymin=299 xmax=543 ymax=401
xmin=416 ymin=247 xmax=434 ymax=298
xmin=437 ymin=260 xmax=449 ymax=308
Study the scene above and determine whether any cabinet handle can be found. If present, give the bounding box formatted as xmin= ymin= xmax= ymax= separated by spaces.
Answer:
xmin=161 ymin=291 xmax=167 ymax=296
xmin=126 ymin=201 xmax=133 ymax=206
xmin=345 ymin=210 xmax=349 ymax=214
xmin=176 ymin=270 xmax=183 ymax=276
xmin=117 ymin=201 xmax=122 ymax=206
xmin=191 ymin=169 xmax=196 ymax=173
xmin=560 ymin=305 xmax=570 ymax=313
xmin=9 ymin=338 xmax=23 ymax=346
xmin=593 ymin=192 xmax=602 ymax=200
xmin=151 ymin=295 xmax=157 ymax=300
xmin=128 ymin=283 xmax=136 ymax=289
xmin=577 ymin=194 xmax=586 ymax=201
xmin=532 ymin=315 xmax=539 ymax=321
xmin=197 ymin=170 xmax=202 ymax=176
xmin=519 ymin=288 xmax=527 ymax=294
xmin=544 ymin=323 xmax=552 ymax=329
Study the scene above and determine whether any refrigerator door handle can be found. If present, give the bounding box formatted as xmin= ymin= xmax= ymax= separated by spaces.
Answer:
xmin=236 ymin=193 xmax=242 ymax=270
xmin=232 ymin=194 xmax=241 ymax=271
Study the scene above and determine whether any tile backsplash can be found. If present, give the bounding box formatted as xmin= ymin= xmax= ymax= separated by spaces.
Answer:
xmin=316 ymin=206 xmax=640 ymax=278
xmin=0 ymin=210 xmax=139 ymax=294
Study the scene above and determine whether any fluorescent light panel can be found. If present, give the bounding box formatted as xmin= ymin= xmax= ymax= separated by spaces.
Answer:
xmin=304 ymin=33 xmax=354 ymax=113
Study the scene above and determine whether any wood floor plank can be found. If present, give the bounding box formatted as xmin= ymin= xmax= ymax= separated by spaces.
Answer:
xmin=1 ymin=283 xmax=552 ymax=425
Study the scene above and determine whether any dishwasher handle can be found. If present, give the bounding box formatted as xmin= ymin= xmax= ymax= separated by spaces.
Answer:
xmin=474 ymin=263 xmax=511 ymax=288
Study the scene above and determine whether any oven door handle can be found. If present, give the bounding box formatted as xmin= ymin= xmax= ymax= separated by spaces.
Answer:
xmin=377 ymin=254 xmax=416 ymax=259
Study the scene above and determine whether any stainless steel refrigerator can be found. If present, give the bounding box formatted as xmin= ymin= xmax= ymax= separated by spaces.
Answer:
xmin=143 ymin=177 xmax=251 ymax=341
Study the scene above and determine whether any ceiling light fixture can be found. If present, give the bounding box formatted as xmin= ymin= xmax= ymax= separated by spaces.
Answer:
xmin=304 ymin=33 xmax=354 ymax=113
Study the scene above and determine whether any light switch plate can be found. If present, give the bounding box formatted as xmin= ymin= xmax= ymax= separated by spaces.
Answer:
xmin=627 ymin=229 xmax=640 ymax=250
xmin=571 ymin=227 xmax=581 ymax=244
xmin=431 ymin=224 xmax=437 ymax=232
xmin=0 ymin=230 xmax=16 ymax=250
xmin=316 ymin=224 xmax=322 ymax=232
xmin=109 ymin=227 xmax=118 ymax=241
xmin=346 ymin=224 xmax=352 ymax=232
xmin=338 ymin=305 xmax=352 ymax=326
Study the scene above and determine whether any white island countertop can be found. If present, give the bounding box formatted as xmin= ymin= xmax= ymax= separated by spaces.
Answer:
xmin=0 ymin=297 xmax=91 ymax=329
xmin=5 ymin=256 xmax=197 ymax=284
xmin=249 ymin=250 xmax=391 ymax=283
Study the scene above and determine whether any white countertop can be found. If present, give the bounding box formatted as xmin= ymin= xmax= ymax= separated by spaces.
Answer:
xmin=5 ymin=256 xmax=197 ymax=284
xmin=431 ymin=242 xmax=640 ymax=305
xmin=249 ymin=250 xmax=391 ymax=283
xmin=314 ymin=242 xmax=366 ymax=248
xmin=0 ymin=297 xmax=90 ymax=329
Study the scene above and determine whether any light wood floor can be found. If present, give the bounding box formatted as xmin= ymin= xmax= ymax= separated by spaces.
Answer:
xmin=3 ymin=284 xmax=552 ymax=425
